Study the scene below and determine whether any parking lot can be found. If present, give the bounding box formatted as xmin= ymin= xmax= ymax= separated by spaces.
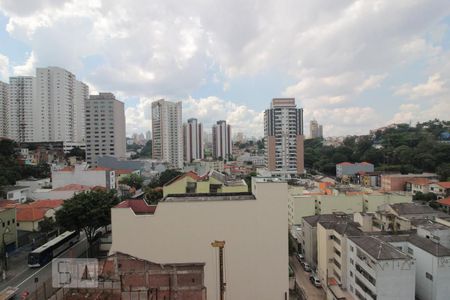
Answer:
xmin=289 ymin=256 xmax=326 ymax=300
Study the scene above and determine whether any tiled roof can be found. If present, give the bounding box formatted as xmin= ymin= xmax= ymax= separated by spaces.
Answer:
xmin=406 ymin=178 xmax=431 ymax=185
xmin=115 ymin=199 xmax=157 ymax=214
xmin=0 ymin=200 xmax=17 ymax=208
xmin=437 ymin=197 xmax=450 ymax=207
xmin=390 ymin=203 xmax=439 ymax=215
xmin=27 ymin=199 xmax=64 ymax=209
xmin=115 ymin=169 xmax=134 ymax=175
xmin=88 ymin=167 xmax=112 ymax=171
xmin=303 ymin=213 xmax=352 ymax=226
xmin=436 ymin=182 xmax=450 ymax=189
xmin=17 ymin=207 xmax=46 ymax=222
xmin=52 ymin=184 xmax=92 ymax=191
xmin=163 ymin=171 xmax=202 ymax=186
xmin=336 ymin=162 xmax=352 ymax=166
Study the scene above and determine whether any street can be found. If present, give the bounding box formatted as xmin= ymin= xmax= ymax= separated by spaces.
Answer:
xmin=0 ymin=235 xmax=89 ymax=298
xmin=289 ymin=256 xmax=326 ymax=300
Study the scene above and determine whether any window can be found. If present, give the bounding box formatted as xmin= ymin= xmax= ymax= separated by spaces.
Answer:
xmin=334 ymin=247 xmax=341 ymax=257
xmin=426 ymin=272 xmax=433 ymax=281
xmin=350 ymin=258 xmax=354 ymax=265
xmin=350 ymin=246 xmax=354 ymax=252
xmin=407 ymin=247 xmax=414 ymax=255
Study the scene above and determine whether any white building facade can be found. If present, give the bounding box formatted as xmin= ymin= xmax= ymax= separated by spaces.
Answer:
xmin=151 ymin=99 xmax=183 ymax=169
xmin=212 ymin=120 xmax=232 ymax=160
xmin=8 ymin=76 xmax=36 ymax=142
xmin=264 ymin=98 xmax=304 ymax=174
xmin=183 ymin=118 xmax=204 ymax=162
xmin=52 ymin=163 xmax=116 ymax=190
xmin=85 ymin=93 xmax=126 ymax=166
xmin=0 ymin=80 xmax=8 ymax=137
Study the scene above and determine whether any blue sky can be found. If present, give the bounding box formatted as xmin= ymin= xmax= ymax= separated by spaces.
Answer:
xmin=0 ymin=0 xmax=449 ymax=138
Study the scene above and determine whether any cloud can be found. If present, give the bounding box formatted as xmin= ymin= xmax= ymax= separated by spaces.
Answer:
xmin=0 ymin=53 xmax=9 ymax=81
xmin=395 ymin=73 xmax=447 ymax=99
xmin=12 ymin=51 xmax=36 ymax=76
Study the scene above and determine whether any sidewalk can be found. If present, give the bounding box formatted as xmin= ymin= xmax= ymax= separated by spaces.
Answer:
xmin=0 ymin=245 xmax=31 ymax=289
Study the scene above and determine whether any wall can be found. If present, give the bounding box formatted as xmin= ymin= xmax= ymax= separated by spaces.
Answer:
xmin=111 ymin=181 xmax=289 ymax=300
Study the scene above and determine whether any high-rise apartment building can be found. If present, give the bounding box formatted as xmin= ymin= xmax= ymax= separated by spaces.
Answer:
xmin=264 ymin=98 xmax=304 ymax=174
xmin=212 ymin=120 xmax=232 ymax=160
xmin=85 ymin=93 xmax=126 ymax=165
xmin=35 ymin=67 xmax=88 ymax=143
xmin=310 ymin=120 xmax=323 ymax=139
xmin=8 ymin=76 xmax=36 ymax=142
xmin=183 ymin=118 xmax=204 ymax=162
xmin=0 ymin=81 xmax=9 ymax=138
xmin=151 ymin=99 xmax=183 ymax=169
xmin=7 ymin=67 xmax=88 ymax=143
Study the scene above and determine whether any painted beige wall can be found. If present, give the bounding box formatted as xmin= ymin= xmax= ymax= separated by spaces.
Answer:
xmin=111 ymin=181 xmax=289 ymax=300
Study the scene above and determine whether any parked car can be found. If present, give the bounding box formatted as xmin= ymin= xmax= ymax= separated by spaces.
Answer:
xmin=309 ymin=273 xmax=321 ymax=287
xmin=301 ymin=261 xmax=312 ymax=272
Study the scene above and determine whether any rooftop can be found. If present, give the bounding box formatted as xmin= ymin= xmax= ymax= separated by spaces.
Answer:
xmin=349 ymin=235 xmax=410 ymax=261
xmin=379 ymin=234 xmax=450 ymax=257
xmin=436 ymin=182 xmax=450 ymax=189
xmin=52 ymin=184 xmax=92 ymax=192
xmin=437 ymin=197 xmax=450 ymax=207
xmin=1 ymin=186 xmax=29 ymax=192
xmin=318 ymin=221 xmax=363 ymax=236
xmin=406 ymin=178 xmax=432 ymax=185
xmin=390 ymin=202 xmax=441 ymax=216
xmin=115 ymin=169 xmax=134 ymax=175
xmin=17 ymin=207 xmax=46 ymax=222
xmin=163 ymin=192 xmax=255 ymax=202
xmin=115 ymin=199 xmax=157 ymax=214
xmin=303 ymin=213 xmax=352 ymax=227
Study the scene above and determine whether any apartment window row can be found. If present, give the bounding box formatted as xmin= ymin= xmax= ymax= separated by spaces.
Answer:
xmin=334 ymin=247 xmax=341 ymax=257
xmin=332 ymin=258 xmax=341 ymax=269
xmin=355 ymin=263 xmax=376 ymax=286
xmin=355 ymin=276 xmax=377 ymax=300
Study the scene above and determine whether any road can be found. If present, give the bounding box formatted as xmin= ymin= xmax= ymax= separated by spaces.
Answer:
xmin=0 ymin=235 xmax=89 ymax=298
xmin=289 ymin=256 xmax=326 ymax=300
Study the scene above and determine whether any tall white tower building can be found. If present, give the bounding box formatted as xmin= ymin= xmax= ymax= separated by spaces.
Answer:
xmin=183 ymin=118 xmax=204 ymax=162
xmin=35 ymin=67 xmax=88 ymax=143
xmin=264 ymin=98 xmax=304 ymax=174
xmin=151 ymin=99 xmax=183 ymax=169
xmin=85 ymin=93 xmax=126 ymax=165
xmin=8 ymin=76 xmax=36 ymax=142
xmin=0 ymin=81 xmax=9 ymax=138
xmin=212 ymin=120 xmax=232 ymax=160
xmin=310 ymin=120 xmax=323 ymax=139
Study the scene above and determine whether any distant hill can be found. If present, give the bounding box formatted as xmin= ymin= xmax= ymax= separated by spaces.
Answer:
xmin=304 ymin=119 xmax=450 ymax=180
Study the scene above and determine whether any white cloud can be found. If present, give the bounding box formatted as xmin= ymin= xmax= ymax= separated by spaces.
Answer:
xmin=0 ymin=53 xmax=9 ymax=81
xmin=395 ymin=73 xmax=447 ymax=99
xmin=12 ymin=51 xmax=36 ymax=76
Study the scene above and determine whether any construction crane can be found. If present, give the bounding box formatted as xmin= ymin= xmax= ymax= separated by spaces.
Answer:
xmin=211 ymin=240 xmax=226 ymax=300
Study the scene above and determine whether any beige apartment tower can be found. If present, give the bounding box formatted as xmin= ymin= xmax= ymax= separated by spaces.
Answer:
xmin=264 ymin=98 xmax=304 ymax=174
xmin=183 ymin=118 xmax=204 ymax=162
xmin=85 ymin=93 xmax=126 ymax=165
xmin=0 ymin=81 xmax=8 ymax=138
xmin=151 ymin=99 xmax=183 ymax=169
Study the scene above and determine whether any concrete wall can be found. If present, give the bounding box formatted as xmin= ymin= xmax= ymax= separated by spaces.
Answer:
xmin=111 ymin=181 xmax=289 ymax=300
xmin=52 ymin=166 xmax=114 ymax=189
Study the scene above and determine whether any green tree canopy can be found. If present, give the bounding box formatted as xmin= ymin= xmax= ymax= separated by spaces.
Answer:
xmin=55 ymin=189 xmax=120 ymax=253
xmin=119 ymin=173 xmax=144 ymax=189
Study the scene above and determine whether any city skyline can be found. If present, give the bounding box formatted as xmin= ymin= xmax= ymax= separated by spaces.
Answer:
xmin=0 ymin=1 xmax=449 ymax=138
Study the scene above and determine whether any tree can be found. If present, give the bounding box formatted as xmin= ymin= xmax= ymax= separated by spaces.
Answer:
xmin=119 ymin=173 xmax=144 ymax=189
xmin=144 ymin=187 xmax=163 ymax=204
xmin=66 ymin=147 xmax=85 ymax=159
xmin=39 ymin=217 xmax=56 ymax=233
xmin=437 ymin=163 xmax=450 ymax=181
xmin=149 ymin=169 xmax=183 ymax=188
xmin=140 ymin=140 xmax=152 ymax=157
xmin=55 ymin=189 xmax=120 ymax=256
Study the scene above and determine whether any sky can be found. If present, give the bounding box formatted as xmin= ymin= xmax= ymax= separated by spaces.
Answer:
xmin=0 ymin=0 xmax=450 ymax=138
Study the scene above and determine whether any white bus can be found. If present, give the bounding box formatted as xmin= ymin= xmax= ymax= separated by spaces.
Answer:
xmin=28 ymin=231 xmax=80 ymax=267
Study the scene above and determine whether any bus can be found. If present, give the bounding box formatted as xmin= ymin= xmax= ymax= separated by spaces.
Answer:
xmin=28 ymin=231 xmax=80 ymax=267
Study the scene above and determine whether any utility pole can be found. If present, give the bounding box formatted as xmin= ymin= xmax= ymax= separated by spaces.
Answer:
xmin=211 ymin=240 xmax=226 ymax=300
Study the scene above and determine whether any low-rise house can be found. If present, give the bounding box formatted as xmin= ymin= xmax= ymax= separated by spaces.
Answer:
xmin=336 ymin=162 xmax=374 ymax=178
xmin=163 ymin=170 xmax=248 ymax=197
xmin=377 ymin=202 xmax=446 ymax=221
xmin=406 ymin=178 xmax=433 ymax=194
xmin=52 ymin=163 xmax=116 ymax=190
xmin=437 ymin=197 xmax=450 ymax=213
xmin=1 ymin=186 xmax=29 ymax=203
xmin=0 ymin=205 xmax=18 ymax=253
xmin=381 ymin=173 xmax=438 ymax=192
xmin=429 ymin=182 xmax=450 ymax=199
xmin=16 ymin=200 xmax=63 ymax=232
xmin=15 ymin=178 xmax=51 ymax=197
xmin=32 ymin=184 xmax=93 ymax=200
